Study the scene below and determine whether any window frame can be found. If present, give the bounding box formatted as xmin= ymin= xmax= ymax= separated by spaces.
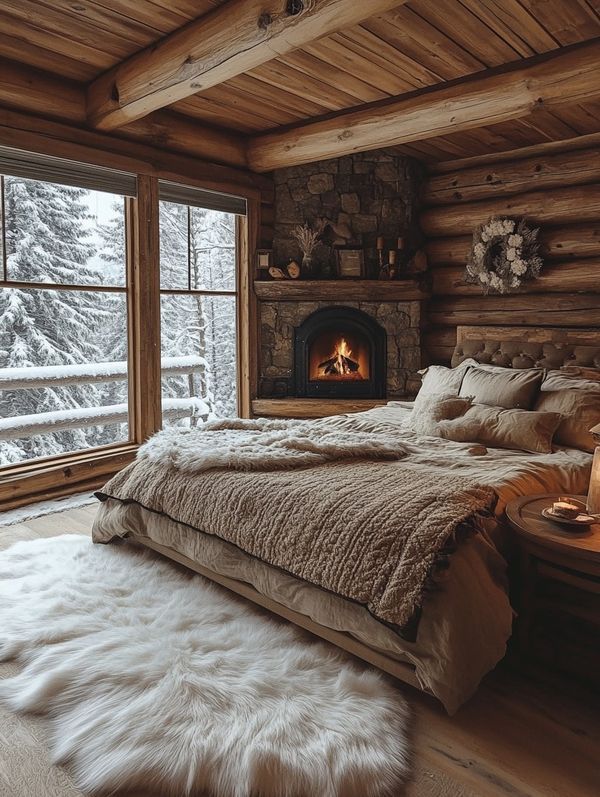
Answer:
xmin=0 ymin=158 xmax=257 ymax=507
xmin=0 ymin=177 xmax=134 ymax=465
xmin=158 ymin=197 xmax=240 ymax=424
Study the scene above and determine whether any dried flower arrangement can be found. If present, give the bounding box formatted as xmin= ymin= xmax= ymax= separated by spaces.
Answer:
xmin=291 ymin=223 xmax=320 ymax=273
xmin=465 ymin=217 xmax=543 ymax=294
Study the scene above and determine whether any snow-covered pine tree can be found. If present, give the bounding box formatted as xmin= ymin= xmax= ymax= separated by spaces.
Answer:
xmin=158 ymin=200 xmax=212 ymax=422
xmin=0 ymin=176 xmax=124 ymax=464
xmin=96 ymin=201 xmax=128 ymax=362
xmin=189 ymin=207 xmax=237 ymax=417
xmin=157 ymin=202 xmax=238 ymax=420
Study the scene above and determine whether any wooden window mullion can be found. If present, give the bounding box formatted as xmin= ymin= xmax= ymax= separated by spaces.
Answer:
xmin=0 ymin=176 xmax=6 ymax=283
xmin=130 ymin=175 xmax=162 ymax=442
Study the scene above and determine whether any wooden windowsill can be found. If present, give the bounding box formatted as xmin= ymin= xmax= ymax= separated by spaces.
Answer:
xmin=0 ymin=443 xmax=137 ymax=511
xmin=253 ymin=279 xmax=428 ymax=302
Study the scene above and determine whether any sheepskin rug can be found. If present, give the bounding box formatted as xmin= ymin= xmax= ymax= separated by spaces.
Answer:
xmin=0 ymin=535 xmax=411 ymax=797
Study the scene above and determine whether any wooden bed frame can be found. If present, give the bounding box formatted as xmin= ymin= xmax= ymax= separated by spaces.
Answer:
xmin=127 ymin=325 xmax=599 ymax=698
xmin=135 ymin=535 xmax=422 ymax=689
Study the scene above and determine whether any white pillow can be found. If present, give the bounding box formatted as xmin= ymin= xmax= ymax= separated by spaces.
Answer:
xmin=406 ymin=392 xmax=473 ymax=436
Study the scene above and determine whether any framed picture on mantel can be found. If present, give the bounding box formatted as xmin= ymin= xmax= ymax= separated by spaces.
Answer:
xmin=335 ymin=246 xmax=365 ymax=279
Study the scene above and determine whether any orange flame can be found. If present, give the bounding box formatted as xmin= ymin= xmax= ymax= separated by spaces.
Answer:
xmin=335 ymin=338 xmax=352 ymax=359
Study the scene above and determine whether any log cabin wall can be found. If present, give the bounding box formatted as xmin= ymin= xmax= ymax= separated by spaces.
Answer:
xmin=419 ymin=143 xmax=600 ymax=365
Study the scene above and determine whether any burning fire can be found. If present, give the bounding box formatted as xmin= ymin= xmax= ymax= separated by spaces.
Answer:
xmin=317 ymin=337 xmax=364 ymax=379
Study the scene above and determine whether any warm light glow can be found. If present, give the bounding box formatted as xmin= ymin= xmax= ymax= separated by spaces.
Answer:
xmin=587 ymin=446 xmax=600 ymax=515
xmin=335 ymin=338 xmax=352 ymax=360
xmin=586 ymin=423 xmax=600 ymax=515
xmin=309 ymin=331 xmax=369 ymax=382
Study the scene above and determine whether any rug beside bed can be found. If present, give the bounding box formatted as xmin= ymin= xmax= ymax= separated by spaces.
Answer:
xmin=0 ymin=535 xmax=410 ymax=797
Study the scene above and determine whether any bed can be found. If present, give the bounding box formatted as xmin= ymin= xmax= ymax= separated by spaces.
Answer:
xmin=92 ymin=326 xmax=598 ymax=713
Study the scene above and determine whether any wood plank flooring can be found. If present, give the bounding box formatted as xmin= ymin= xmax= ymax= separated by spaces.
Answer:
xmin=0 ymin=503 xmax=598 ymax=797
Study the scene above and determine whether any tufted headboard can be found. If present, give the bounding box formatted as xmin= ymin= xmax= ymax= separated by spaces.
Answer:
xmin=451 ymin=326 xmax=600 ymax=370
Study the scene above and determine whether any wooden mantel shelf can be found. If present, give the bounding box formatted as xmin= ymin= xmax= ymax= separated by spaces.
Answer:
xmin=253 ymin=279 xmax=428 ymax=301
xmin=252 ymin=398 xmax=390 ymax=418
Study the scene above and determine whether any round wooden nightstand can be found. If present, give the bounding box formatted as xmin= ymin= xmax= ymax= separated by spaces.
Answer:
xmin=505 ymin=494 xmax=600 ymax=660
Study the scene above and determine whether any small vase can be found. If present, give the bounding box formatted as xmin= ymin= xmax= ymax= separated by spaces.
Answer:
xmin=302 ymin=254 xmax=314 ymax=276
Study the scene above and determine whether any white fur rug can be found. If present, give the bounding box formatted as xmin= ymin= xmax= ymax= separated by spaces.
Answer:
xmin=0 ymin=536 xmax=410 ymax=797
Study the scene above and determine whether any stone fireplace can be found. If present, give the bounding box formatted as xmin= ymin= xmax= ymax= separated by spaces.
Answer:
xmin=260 ymin=299 xmax=421 ymax=399
xmin=256 ymin=148 xmax=425 ymax=409
xmin=272 ymin=149 xmax=425 ymax=278
xmin=294 ymin=306 xmax=386 ymax=399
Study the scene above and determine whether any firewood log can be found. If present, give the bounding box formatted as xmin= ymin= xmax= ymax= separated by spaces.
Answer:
xmin=286 ymin=261 xmax=301 ymax=279
xmin=268 ymin=266 xmax=288 ymax=280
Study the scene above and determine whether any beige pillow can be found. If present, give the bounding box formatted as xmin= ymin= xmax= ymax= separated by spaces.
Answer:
xmin=459 ymin=366 xmax=543 ymax=409
xmin=438 ymin=405 xmax=562 ymax=454
xmin=416 ymin=360 xmax=476 ymax=398
xmin=406 ymin=393 xmax=473 ymax=436
xmin=542 ymin=370 xmax=600 ymax=393
xmin=559 ymin=366 xmax=600 ymax=381
xmin=535 ymin=388 xmax=600 ymax=452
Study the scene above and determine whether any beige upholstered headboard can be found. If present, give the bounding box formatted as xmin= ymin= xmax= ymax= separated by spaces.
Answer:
xmin=451 ymin=326 xmax=600 ymax=370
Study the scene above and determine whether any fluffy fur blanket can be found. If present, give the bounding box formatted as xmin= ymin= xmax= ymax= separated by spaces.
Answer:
xmin=138 ymin=416 xmax=409 ymax=472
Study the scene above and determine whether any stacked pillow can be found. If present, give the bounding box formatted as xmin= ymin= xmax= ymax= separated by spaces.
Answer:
xmin=410 ymin=360 xmax=600 ymax=454
xmin=437 ymin=404 xmax=562 ymax=454
xmin=534 ymin=370 xmax=600 ymax=453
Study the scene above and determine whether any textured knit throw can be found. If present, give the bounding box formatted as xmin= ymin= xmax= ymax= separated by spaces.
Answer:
xmin=98 ymin=414 xmax=495 ymax=628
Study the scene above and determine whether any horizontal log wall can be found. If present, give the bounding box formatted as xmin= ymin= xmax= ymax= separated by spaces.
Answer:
xmin=420 ymin=143 xmax=600 ymax=365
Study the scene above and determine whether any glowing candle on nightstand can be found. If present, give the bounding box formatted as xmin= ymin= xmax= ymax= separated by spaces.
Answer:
xmin=587 ymin=423 xmax=600 ymax=515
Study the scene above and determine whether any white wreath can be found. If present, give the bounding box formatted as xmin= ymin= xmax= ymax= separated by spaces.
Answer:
xmin=465 ymin=217 xmax=543 ymax=294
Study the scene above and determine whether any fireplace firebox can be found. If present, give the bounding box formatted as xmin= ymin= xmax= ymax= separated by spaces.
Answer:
xmin=294 ymin=307 xmax=386 ymax=398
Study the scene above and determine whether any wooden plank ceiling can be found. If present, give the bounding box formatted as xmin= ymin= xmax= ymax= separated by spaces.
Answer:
xmin=1 ymin=0 xmax=600 ymax=165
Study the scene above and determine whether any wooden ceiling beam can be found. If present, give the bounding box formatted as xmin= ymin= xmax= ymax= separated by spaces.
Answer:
xmin=0 ymin=57 xmax=247 ymax=169
xmin=86 ymin=0 xmax=409 ymax=131
xmin=247 ymin=39 xmax=600 ymax=172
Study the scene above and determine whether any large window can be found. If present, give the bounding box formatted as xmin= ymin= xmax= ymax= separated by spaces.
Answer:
xmin=0 ymin=173 xmax=130 ymax=466
xmin=0 ymin=151 xmax=249 ymax=477
xmin=159 ymin=196 xmax=239 ymax=423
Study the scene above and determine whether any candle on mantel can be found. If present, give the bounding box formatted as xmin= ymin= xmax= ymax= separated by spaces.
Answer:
xmin=397 ymin=236 xmax=406 ymax=250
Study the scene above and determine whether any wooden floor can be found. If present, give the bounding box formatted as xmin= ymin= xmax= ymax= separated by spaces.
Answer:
xmin=0 ymin=503 xmax=598 ymax=797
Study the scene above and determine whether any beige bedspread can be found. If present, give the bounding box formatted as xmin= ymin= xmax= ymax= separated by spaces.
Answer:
xmin=96 ymin=413 xmax=496 ymax=629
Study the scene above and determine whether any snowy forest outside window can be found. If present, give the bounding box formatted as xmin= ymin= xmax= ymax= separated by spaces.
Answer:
xmin=159 ymin=199 xmax=238 ymax=423
xmin=0 ymin=174 xmax=129 ymax=466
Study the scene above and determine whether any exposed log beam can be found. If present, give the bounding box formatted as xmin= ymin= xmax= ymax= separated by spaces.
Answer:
xmin=0 ymin=57 xmax=247 ymax=169
xmin=247 ymin=39 xmax=600 ymax=172
xmin=86 ymin=0 xmax=408 ymax=131
xmin=428 ymin=294 xmax=600 ymax=328
xmin=431 ymin=259 xmax=600 ymax=296
xmin=428 ymin=130 xmax=600 ymax=174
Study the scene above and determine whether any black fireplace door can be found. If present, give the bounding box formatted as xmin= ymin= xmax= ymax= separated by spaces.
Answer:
xmin=294 ymin=306 xmax=386 ymax=398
